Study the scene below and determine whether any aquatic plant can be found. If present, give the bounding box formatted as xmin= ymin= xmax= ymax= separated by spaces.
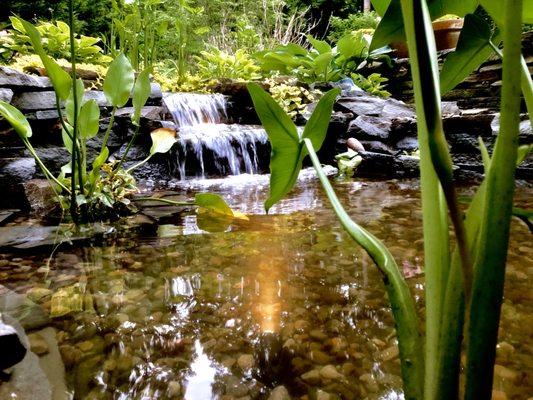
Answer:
xmin=248 ymin=0 xmax=532 ymax=398
xmin=0 ymin=7 xmax=171 ymax=222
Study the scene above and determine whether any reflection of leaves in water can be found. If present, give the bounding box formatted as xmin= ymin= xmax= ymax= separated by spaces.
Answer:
xmin=196 ymin=212 xmax=234 ymax=233
xmin=51 ymin=283 xmax=94 ymax=318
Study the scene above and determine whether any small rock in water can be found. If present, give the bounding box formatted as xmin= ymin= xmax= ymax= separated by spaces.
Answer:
xmin=319 ymin=365 xmax=344 ymax=381
xmin=268 ymin=385 xmax=291 ymax=400
xmin=492 ymin=390 xmax=508 ymax=400
xmin=26 ymin=287 xmax=52 ymax=303
xmin=301 ymin=369 xmax=321 ymax=385
xmin=494 ymin=364 xmax=518 ymax=382
xmin=168 ymin=381 xmax=181 ymax=398
xmin=28 ymin=332 xmax=49 ymax=355
xmin=237 ymin=354 xmax=254 ymax=370
xmin=380 ymin=345 xmax=399 ymax=361
xmin=347 ymin=138 xmax=366 ymax=153
xmin=315 ymin=389 xmax=335 ymax=400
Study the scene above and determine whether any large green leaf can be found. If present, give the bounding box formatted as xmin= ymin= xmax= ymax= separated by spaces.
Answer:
xmin=247 ymin=83 xmax=301 ymax=212
xmin=371 ymin=0 xmax=392 ymax=16
xmin=248 ymin=83 xmax=339 ymax=213
xmin=0 ymin=101 xmax=32 ymax=139
xmin=371 ymin=0 xmax=479 ymax=50
xmin=132 ymin=68 xmax=152 ymax=125
xmin=78 ymin=99 xmax=100 ymax=139
xmin=480 ymin=0 xmax=533 ymax=27
xmin=302 ymin=88 xmax=340 ymax=150
xmin=103 ymin=53 xmax=135 ymax=108
xmin=18 ymin=18 xmax=71 ymax=101
xmin=307 ymin=35 xmax=332 ymax=54
xmin=440 ymin=14 xmax=501 ymax=94
xmin=194 ymin=193 xmax=234 ymax=217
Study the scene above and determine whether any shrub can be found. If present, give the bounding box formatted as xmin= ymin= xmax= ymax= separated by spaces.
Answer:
xmin=195 ymin=47 xmax=261 ymax=81
xmin=328 ymin=11 xmax=380 ymax=42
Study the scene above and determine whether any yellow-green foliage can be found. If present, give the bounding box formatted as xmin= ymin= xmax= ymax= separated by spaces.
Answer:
xmin=153 ymin=67 xmax=215 ymax=93
xmin=3 ymin=17 xmax=111 ymax=65
xmin=195 ymin=48 xmax=261 ymax=81
xmin=266 ymin=78 xmax=322 ymax=118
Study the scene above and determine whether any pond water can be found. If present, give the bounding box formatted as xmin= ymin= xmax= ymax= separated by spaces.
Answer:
xmin=0 ymin=175 xmax=531 ymax=400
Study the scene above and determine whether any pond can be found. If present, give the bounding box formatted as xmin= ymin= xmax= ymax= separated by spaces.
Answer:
xmin=0 ymin=175 xmax=531 ymax=400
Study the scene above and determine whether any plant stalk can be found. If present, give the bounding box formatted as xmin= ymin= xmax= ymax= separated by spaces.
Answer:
xmin=303 ymin=138 xmax=424 ymax=400
xmin=465 ymin=0 xmax=523 ymax=397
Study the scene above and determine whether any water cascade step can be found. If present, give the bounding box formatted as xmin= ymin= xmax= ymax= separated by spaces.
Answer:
xmin=163 ymin=93 xmax=268 ymax=179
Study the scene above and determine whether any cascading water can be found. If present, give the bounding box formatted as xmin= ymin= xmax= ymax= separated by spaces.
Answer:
xmin=163 ymin=93 xmax=268 ymax=180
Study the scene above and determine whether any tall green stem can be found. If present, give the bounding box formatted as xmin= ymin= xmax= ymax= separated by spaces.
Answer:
xmin=115 ymin=124 xmax=141 ymax=171
xmin=465 ymin=0 xmax=523 ymax=397
xmin=303 ymin=138 xmax=424 ymax=400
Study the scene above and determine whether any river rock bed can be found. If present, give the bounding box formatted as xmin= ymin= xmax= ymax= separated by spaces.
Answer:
xmin=0 ymin=179 xmax=531 ymax=399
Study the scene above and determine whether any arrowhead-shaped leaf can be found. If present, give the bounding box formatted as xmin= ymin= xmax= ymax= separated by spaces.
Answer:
xmin=19 ymin=18 xmax=71 ymax=100
xmin=103 ymin=53 xmax=135 ymax=108
xmin=0 ymin=101 xmax=32 ymax=139
xmin=132 ymin=68 xmax=152 ymax=125
xmin=440 ymin=14 xmax=500 ymax=94
xmin=149 ymin=128 xmax=178 ymax=155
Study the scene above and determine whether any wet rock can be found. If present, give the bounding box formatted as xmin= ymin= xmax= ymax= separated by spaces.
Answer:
xmin=309 ymin=329 xmax=328 ymax=341
xmin=268 ymin=385 xmax=291 ymax=400
xmin=23 ymin=179 xmax=57 ymax=215
xmin=492 ymin=390 xmax=508 ymax=400
xmin=319 ymin=365 xmax=344 ymax=381
xmin=28 ymin=332 xmax=50 ymax=356
xmin=493 ymin=364 xmax=518 ymax=382
xmin=347 ymin=115 xmax=392 ymax=140
xmin=237 ymin=353 xmax=254 ymax=370
xmin=0 ymin=88 xmax=14 ymax=103
xmin=0 ymin=285 xmax=51 ymax=330
xmin=11 ymin=91 xmax=59 ymax=111
xmin=225 ymin=375 xmax=249 ymax=397
xmin=168 ymin=381 xmax=181 ymax=397
xmin=346 ymin=138 xmax=365 ymax=153
xmin=380 ymin=345 xmax=399 ymax=361
xmin=26 ymin=287 xmax=53 ymax=303
xmin=359 ymin=373 xmax=379 ymax=392
xmin=301 ymin=369 xmax=321 ymax=385
xmin=496 ymin=341 xmax=515 ymax=362
xmin=395 ymin=136 xmax=419 ymax=151
xmin=0 ymin=319 xmax=26 ymax=371
xmin=0 ymin=66 xmax=53 ymax=90
xmin=359 ymin=140 xmax=396 ymax=155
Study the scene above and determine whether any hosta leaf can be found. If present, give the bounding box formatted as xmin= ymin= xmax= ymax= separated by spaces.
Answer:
xmin=0 ymin=100 xmax=32 ymax=139
xmin=103 ymin=53 xmax=135 ymax=107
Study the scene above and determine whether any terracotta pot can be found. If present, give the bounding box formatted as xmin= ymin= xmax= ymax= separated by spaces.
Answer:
xmin=392 ymin=18 xmax=464 ymax=58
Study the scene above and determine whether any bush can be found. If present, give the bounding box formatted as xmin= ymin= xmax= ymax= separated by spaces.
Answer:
xmin=328 ymin=11 xmax=380 ymax=42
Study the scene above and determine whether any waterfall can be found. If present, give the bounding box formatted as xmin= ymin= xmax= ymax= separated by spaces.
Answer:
xmin=163 ymin=93 xmax=268 ymax=180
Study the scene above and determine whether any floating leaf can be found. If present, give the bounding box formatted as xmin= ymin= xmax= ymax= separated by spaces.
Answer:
xmin=195 ymin=193 xmax=234 ymax=217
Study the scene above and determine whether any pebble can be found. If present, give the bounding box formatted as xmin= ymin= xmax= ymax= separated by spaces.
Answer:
xmin=301 ymin=369 xmax=321 ymax=385
xmin=28 ymin=332 xmax=49 ymax=355
xmin=380 ymin=345 xmax=399 ymax=361
xmin=309 ymin=330 xmax=328 ymax=341
xmin=319 ymin=365 xmax=343 ymax=381
xmin=237 ymin=354 xmax=254 ymax=370
xmin=168 ymin=381 xmax=181 ymax=397
xmin=494 ymin=364 xmax=518 ymax=382
xmin=26 ymin=287 xmax=52 ymax=302
xmin=492 ymin=390 xmax=508 ymax=400
xmin=268 ymin=385 xmax=291 ymax=400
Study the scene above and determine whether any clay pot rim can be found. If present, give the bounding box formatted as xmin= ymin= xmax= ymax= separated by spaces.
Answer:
xmin=432 ymin=18 xmax=464 ymax=31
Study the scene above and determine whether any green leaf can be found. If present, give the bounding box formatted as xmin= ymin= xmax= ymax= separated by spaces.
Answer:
xmin=371 ymin=0 xmax=392 ymax=16
xmin=149 ymin=128 xmax=177 ymax=155
xmin=371 ymin=0 xmax=478 ymax=50
xmin=307 ymin=35 xmax=332 ymax=54
xmin=103 ymin=53 xmax=135 ymax=108
xmin=62 ymin=124 xmax=73 ymax=154
xmin=480 ymin=0 xmax=533 ymax=27
xmin=18 ymin=18 xmax=71 ymax=101
xmin=65 ymin=79 xmax=84 ymax=126
xmin=440 ymin=14 xmax=500 ymax=94
xmin=132 ymin=68 xmax=152 ymax=125
xmin=517 ymin=144 xmax=532 ymax=166
xmin=78 ymin=99 xmax=100 ymax=139
xmin=89 ymin=146 xmax=109 ymax=185
xmin=0 ymin=101 xmax=32 ymax=139
xmin=194 ymin=193 xmax=234 ymax=217
xmin=302 ymin=88 xmax=340 ymax=150
xmin=247 ymin=83 xmax=300 ymax=212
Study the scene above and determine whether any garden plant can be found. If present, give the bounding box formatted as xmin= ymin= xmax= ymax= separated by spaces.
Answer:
xmin=248 ymin=0 xmax=532 ymax=398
